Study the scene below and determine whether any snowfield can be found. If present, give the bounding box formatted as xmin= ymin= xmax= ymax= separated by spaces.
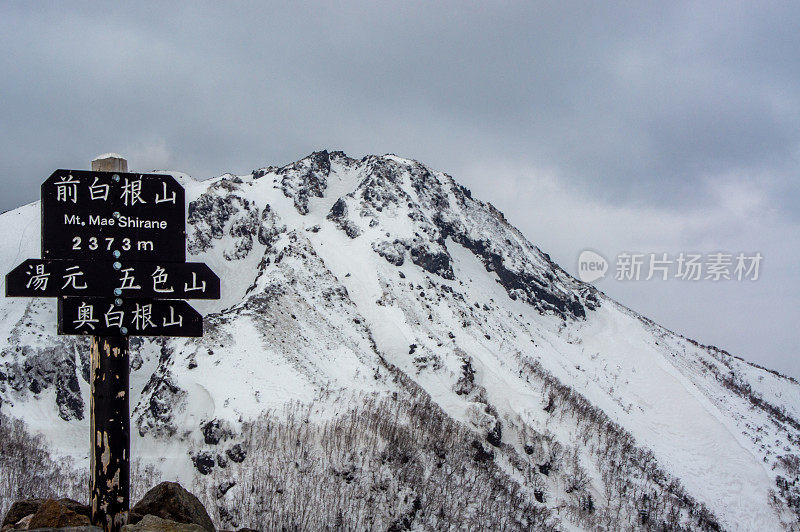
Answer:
xmin=1 ymin=151 xmax=798 ymax=530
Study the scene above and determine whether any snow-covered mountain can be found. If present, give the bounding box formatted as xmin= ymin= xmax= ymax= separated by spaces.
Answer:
xmin=1 ymin=151 xmax=798 ymax=530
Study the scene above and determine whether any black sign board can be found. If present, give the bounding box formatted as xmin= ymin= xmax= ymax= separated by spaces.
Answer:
xmin=58 ymin=297 xmax=203 ymax=337
xmin=41 ymin=169 xmax=186 ymax=262
xmin=6 ymin=259 xmax=220 ymax=300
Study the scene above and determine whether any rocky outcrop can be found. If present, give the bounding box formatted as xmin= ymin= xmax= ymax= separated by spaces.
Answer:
xmin=279 ymin=150 xmax=334 ymax=215
xmin=190 ymin=453 xmax=215 ymax=475
xmin=134 ymin=367 xmax=186 ymax=438
xmin=187 ymin=193 xmax=241 ymax=255
xmin=326 ymin=198 xmax=361 ymax=238
xmin=200 ymin=419 xmax=233 ymax=446
xmin=256 ymin=205 xmax=286 ymax=248
xmin=0 ymin=334 xmax=87 ymax=422
xmin=187 ymin=182 xmax=259 ymax=261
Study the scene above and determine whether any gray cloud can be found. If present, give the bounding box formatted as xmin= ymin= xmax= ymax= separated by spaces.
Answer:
xmin=0 ymin=1 xmax=797 ymax=374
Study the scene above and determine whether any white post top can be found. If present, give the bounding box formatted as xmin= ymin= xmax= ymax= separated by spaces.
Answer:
xmin=91 ymin=153 xmax=128 ymax=172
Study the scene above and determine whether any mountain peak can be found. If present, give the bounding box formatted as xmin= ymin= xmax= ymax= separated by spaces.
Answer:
xmin=1 ymin=152 xmax=798 ymax=530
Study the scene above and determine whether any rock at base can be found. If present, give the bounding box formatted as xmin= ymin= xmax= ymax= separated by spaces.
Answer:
xmin=2 ymin=499 xmax=41 ymax=528
xmin=26 ymin=499 xmax=90 ymax=529
xmin=122 ymin=515 xmax=206 ymax=532
xmin=2 ymin=498 xmax=90 ymax=529
xmin=131 ymin=482 xmax=214 ymax=532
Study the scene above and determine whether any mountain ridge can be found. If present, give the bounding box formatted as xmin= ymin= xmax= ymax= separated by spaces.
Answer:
xmin=0 ymin=150 xmax=798 ymax=530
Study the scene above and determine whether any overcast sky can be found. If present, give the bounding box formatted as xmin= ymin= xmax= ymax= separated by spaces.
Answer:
xmin=1 ymin=2 xmax=798 ymax=376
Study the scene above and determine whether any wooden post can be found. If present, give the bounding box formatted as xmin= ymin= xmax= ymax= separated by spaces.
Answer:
xmin=91 ymin=153 xmax=128 ymax=173
xmin=89 ymin=154 xmax=130 ymax=532
xmin=89 ymin=336 xmax=130 ymax=532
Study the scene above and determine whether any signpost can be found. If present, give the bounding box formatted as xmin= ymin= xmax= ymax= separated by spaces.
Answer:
xmin=7 ymin=259 xmax=220 ymax=300
xmin=41 ymin=169 xmax=186 ymax=262
xmin=4 ymin=155 xmax=220 ymax=532
xmin=58 ymin=298 xmax=204 ymax=337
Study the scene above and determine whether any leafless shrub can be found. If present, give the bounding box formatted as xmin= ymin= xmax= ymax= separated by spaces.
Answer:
xmin=0 ymin=411 xmax=85 ymax=517
xmin=190 ymin=384 xmax=556 ymax=531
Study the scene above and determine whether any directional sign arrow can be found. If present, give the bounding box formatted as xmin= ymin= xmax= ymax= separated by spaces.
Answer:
xmin=58 ymin=297 xmax=203 ymax=337
xmin=41 ymin=169 xmax=186 ymax=262
xmin=6 ymin=259 xmax=220 ymax=299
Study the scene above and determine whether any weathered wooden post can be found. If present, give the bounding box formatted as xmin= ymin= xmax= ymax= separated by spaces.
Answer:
xmin=89 ymin=336 xmax=130 ymax=531
xmin=89 ymin=154 xmax=130 ymax=532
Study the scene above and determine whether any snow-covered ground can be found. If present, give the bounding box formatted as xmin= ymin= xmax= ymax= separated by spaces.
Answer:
xmin=1 ymin=151 xmax=797 ymax=530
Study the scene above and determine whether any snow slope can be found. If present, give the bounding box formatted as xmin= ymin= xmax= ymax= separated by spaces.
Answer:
xmin=1 ymin=151 xmax=798 ymax=530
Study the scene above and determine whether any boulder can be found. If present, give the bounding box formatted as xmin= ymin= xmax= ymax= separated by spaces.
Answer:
xmin=2 ymin=498 xmax=89 ymax=528
xmin=28 ymin=499 xmax=90 ymax=529
xmin=2 ymin=499 xmax=43 ymax=527
xmin=121 ymin=515 xmax=206 ymax=532
xmin=131 ymin=483 xmax=214 ymax=532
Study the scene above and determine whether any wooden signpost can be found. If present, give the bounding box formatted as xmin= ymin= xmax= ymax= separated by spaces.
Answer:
xmin=4 ymin=155 xmax=220 ymax=532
